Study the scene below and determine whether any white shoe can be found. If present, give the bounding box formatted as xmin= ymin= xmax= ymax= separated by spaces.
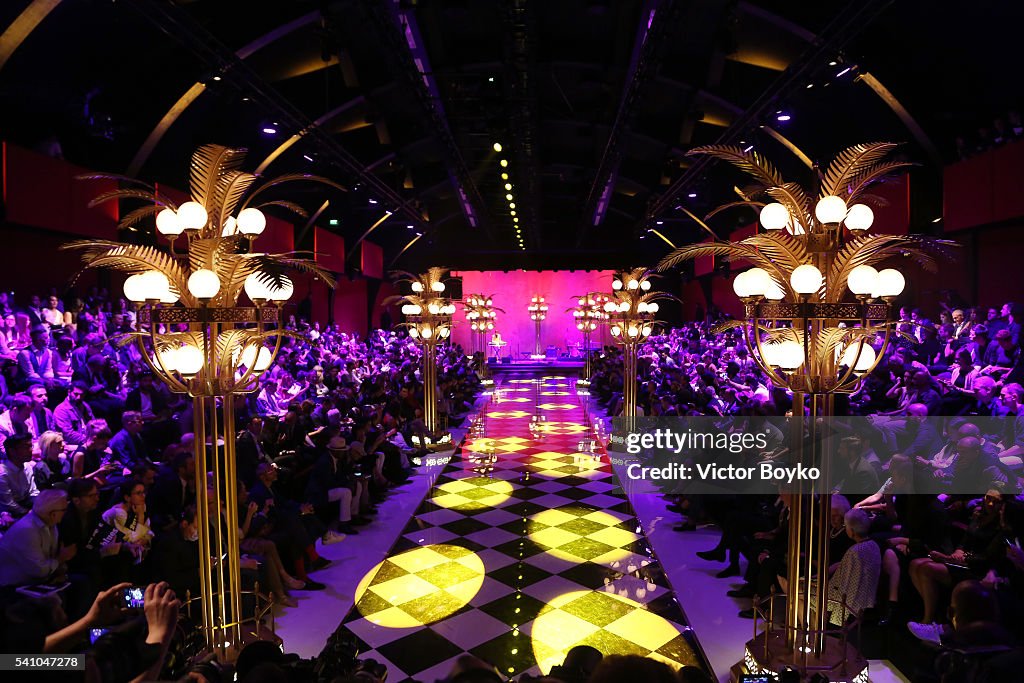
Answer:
xmin=907 ymin=621 xmax=946 ymax=644
xmin=321 ymin=530 xmax=346 ymax=545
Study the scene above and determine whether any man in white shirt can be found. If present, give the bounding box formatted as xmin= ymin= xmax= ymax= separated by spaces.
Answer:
xmin=0 ymin=489 xmax=74 ymax=587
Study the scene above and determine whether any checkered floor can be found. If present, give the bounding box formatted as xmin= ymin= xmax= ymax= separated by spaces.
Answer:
xmin=336 ymin=373 xmax=709 ymax=681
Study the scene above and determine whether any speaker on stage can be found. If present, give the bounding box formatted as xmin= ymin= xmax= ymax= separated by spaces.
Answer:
xmin=545 ymin=345 xmax=558 ymax=359
xmin=501 ymin=357 xmax=512 ymax=364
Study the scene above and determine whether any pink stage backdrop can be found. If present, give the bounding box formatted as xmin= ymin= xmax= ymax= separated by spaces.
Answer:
xmin=450 ymin=270 xmax=615 ymax=358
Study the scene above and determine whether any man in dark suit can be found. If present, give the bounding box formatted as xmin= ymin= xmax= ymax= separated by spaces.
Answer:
xmin=109 ymin=411 xmax=150 ymax=469
xmin=148 ymin=452 xmax=194 ymax=531
xmin=236 ymin=416 xmax=272 ymax=487
xmin=834 ymin=436 xmax=881 ymax=504
xmin=148 ymin=504 xmax=200 ymax=599
xmin=125 ymin=371 xmax=179 ymax=452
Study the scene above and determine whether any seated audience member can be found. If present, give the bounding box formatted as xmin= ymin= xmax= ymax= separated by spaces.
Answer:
xmin=54 ymin=381 xmax=95 ymax=446
xmin=32 ymin=431 xmax=72 ymax=490
xmin=0 ymin=489 xmax=74 ymax=587
xmin=0 ymin=432 xmax=38 ymax=520
xmin=101 ymin=479 xmax=153 ymax=567
xmin=826 ymin=508 xmax=881 ymax=624
xmin=70 ymin=419 xmax=116 ymax=484
xmin=26 ymin=383 xmax=57 ymax=438
xmin=148 ymin=451 xmax=195 ymax=531
xmin=58 ymin=478 xmax=112 ymax=584
xmin=0 ymin=394 xmax=37 ymax=453
xmin=147 ymin=504 xmax=200 ymax=601
xmin=305 ymin=435 xmax=361 ymax=539
xmin=109 ymin=411 xmax=150 ymax=469
xmin=72 ymin=354 xmax=124 ymax=421
xmin=15 ymin=325 xmax=59 ymax=391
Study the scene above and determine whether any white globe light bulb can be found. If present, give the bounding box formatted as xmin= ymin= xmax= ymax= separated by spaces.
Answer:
xmin=409 ymin=327 xmax=419 ymax=338
xmin=604 ymin=302 xmax=616 ymax=313
xmin=268 ymin=276 xmax=293 ymax=302
xmin=156 ymin=347 xmax=178 ymax=372
xmin=244 ymin=273 xmax=272 ymax=302
xmin=745 ymin=268 xmax=772 ymax=298
xmin=140 ymin=271 xmax=170 ymax=301
xmin=627 ymin=326 xmax=639 ymax=337
xmin=187 ymin=269 xmax=221 ymax=299
xmin=422 ymin=327 xmax=433 ymax=339
xmin=175 ymin=344 xmax=204 ymax=376
xmin=844 ymin=204 xmax=874 ymax=231
xmin=842 ymin=342 xmax=876 ymax=372
xmin=236 ymin=208 xmax=267 ymax=236
xmin=847 ymin=265 xmax=880 ymax=296
xmin=254 ymin=347 xmax=273 ymax=372
xmin=764 ymin=280 xmax=786 ymax=301
xmin=877 ymin=269 xmax=905 ymax=297
xmin=627 ymin=279 xmax=639 ymax=290
xmin=124 ymin=273 xmax=147 ymax=302
xmin=612 ymin=280 xmax=622 ymax=291
xmin=641 ymin=325 xmax=652 ymax=336
xmin=431 ymin=281 xmax=445 ymax=292
xmin=221 ymin=216 xmax=237 ymax=237
xmin=648 ymin=302 xmax=659 ymax=313
xmin=439 ymin=327 xmax=450 ymax=339
xmin=815 ymin=195 xmax=848 ymax=224
xmin=790 ymin=264 xmax=823 ymax=295
xmin=156 ymin=208 xmax=183 ymax=236
xmin=640 ymin=280 xmax=651 ymax=291
xmin=759 ymin=203 xmax=791 ymax=231
xmin=177 ymin=201 xmax=209 ymax=231
xmin=611 ymin=326 xmax=621 ymax=337
xmin=733 ymin=271 xmax=752 ymax=298
xmin=779 ymin=341 xmax=805 ymax=369
xmin=411 ymin=282 xmax=424 ymax=292
xmin=240 ymin=345 xmax=258 ymax=369
xmin=428 ymin=303 xmax=440 ymax=315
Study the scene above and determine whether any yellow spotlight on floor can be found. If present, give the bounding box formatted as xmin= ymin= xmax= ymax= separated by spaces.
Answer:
xmin=353 ymin=544 xmax=486 ymax=628
xmin=530 ymin=590 xmax=697 ymax=674
xmin=431 ymin=476 xmax=515 ymax=510
xmin=527 ymin=508 xmax=640 ymax=564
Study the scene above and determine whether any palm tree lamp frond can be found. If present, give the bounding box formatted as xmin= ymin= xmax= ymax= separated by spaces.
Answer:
xmin=657 ymin=142 xmax=957 ymax=681
xmin=65 ymin=144 xmax=339 ymax=657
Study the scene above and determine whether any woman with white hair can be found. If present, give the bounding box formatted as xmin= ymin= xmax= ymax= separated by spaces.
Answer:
xmin=826 ymin=508 xmax=881 ymax=625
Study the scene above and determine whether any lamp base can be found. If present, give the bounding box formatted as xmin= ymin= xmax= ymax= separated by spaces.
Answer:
xmin=735 ymin=631 xmax=868 ymax=683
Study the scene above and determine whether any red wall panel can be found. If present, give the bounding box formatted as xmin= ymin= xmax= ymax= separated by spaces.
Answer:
xmin=869 ymin=175 xmax=910 ymax=236
xmin=360 ymin=242 xmax=383 ymax=279
xmin=259 ymin=216 xmax=294 ymax=255
xmin=4 ymin=143 xmax=118 ymax=239
xmin=314 ymin=227 xmax=345 ymax=273
xmin=694 ymin=238 xmax=714 ymax=277
xmin=333 ymin=277 xmax=368 ymax=335
xmin=945 ymin=154 xmax=994 ymax=232
xmin=729 ymin=224 xmax=756 ymax=269
xmin=990 ymin=141 xmax=1024 ymax=223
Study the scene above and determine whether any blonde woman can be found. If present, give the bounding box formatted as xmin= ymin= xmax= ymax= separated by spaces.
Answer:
xmin=32 ymin=431 xmax=71 ymax=489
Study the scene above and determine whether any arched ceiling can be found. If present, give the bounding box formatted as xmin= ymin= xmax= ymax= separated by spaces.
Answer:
xmin=0 ymin=0 xmax=1018 ymax=271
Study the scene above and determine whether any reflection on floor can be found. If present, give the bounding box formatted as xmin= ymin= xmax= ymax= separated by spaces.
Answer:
xmin=335 ymin=374 xmax=710 ymax=681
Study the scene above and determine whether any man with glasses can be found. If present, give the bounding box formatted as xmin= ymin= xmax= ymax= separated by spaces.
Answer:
xmin=110 ymin=411 xmax=150 ymax=469
xmin=0 ymin=489 xmax=75 ymax=587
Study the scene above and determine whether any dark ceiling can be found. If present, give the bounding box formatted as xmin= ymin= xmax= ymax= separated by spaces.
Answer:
xmin=1 ymin=0 xmax=1019 ymax=272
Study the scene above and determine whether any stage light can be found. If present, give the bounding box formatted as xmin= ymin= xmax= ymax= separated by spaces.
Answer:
xmin=501 ymin=173 xmax=509 ymax=180
xmin=353 ymin=544 xmax=485 ymax=628
xmin=500 ymin=159 xmax=508 ymax=167
xmin=506 ymin=193 xmax=513 ymax=201
xmin=504 ymin=183 xmax=512 ymax=191
xmin=493 ymin=142 xmax=503 ymax=152
xmin=688 ymin=192 xmax=697 ymax=198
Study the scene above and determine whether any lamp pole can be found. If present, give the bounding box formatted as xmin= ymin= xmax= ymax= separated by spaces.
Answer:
xmin=68 ymin=144 xmax=338 ymax=657
xmin=399 ymin=269 xmax=455 ymax=434
xmin=528 ymin=295 xmax=548 ymax=357
xmin=656 ymin=142 xmax=954 ymax=680
xmin=605 ymin=271 xmax=662 ymax=419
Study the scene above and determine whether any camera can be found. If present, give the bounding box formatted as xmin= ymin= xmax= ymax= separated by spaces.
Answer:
xmin=120 ymin=586 xmax=145 ymax=609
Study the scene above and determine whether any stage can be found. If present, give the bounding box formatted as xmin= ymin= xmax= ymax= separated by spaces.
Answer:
xmin=487 ymin=357 xmax=586 ymax=373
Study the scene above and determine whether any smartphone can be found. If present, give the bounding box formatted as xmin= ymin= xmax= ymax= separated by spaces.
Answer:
xmin=89 ymin=628 xmax=109 ymax=644
xmin=120 ymin=586 xmax=145 ymax=609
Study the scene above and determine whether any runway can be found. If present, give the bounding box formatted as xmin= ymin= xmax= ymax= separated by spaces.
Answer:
xmin=333 ymin=372 xmax=710 ymax=681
